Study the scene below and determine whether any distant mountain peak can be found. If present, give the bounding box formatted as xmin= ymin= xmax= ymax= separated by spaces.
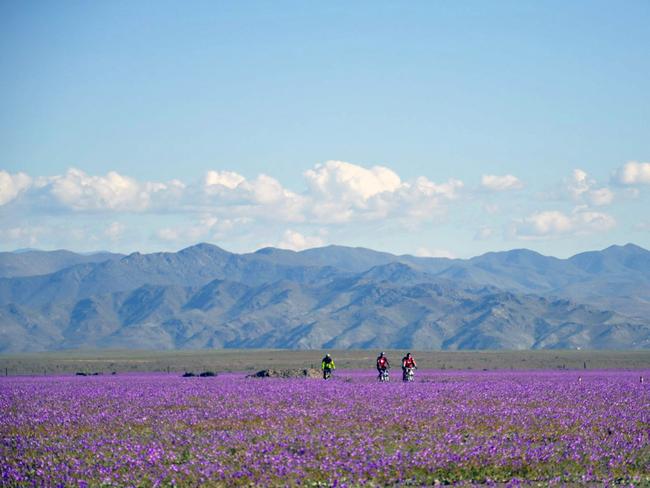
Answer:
xmin=602 ymin=243 xmax=648 ymax=254
xmin=471 ymin=248 xmax=550 ymax=266
xmin=178 ymin=242 xmax=230 ymax=255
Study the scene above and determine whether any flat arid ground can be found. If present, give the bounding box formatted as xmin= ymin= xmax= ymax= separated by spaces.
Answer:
xmin=1 ymin=349 xmax=649 ymax=375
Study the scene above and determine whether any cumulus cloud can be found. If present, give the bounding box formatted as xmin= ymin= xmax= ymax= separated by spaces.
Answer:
xmin=48 ymin=169 xmax=147 ymax=211
xmin=277 ymin=229 xmax=325 ymax=251
xmin=304 ymin=160 xmax=402 ymax=201
xmin=245 ymin=174 xmax=298 ymax=205
xmin=414 ymin=247 xmax=455 ymax=259
xmin=0 ymin=160 xmax=467 ymax=252
xmin=481 ymin=174 xmax=523 ymax=192
xmin=567 ymin=169 xmax=590 ymax=200
xmin=565 ymin=169 xmax=614 ymax=206
xmin=202 ymin=171 xmax=306 ymax=222
xmin=0 ymin=171 xmax=32 ymax=206
xmin=2 ymin=162 xmax=466 ymax=228
xmin=513 ymin=209 xmax=616 ymax=239
xmin=43 ymin=168 xmax=185 ymax=212
xmin=204 ymin=170 xmax=246 ymax=190
xmin=395 ymin=177 xmax=464 ymax=221
xmin=304 ymin=161 xmax=463 ymax=224
xmin=614 ymin=161 xmax=650 ymax=185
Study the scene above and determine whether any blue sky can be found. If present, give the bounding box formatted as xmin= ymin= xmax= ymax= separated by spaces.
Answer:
xmin=1 ymin=1 xmax=649 ymax=257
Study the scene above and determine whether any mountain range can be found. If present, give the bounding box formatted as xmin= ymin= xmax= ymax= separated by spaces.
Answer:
xmin=0 ymin=243 xmax=648 ymax=352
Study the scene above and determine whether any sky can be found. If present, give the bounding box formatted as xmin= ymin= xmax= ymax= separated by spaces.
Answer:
xmin=1 ymin=0 xmax=649 ymax=258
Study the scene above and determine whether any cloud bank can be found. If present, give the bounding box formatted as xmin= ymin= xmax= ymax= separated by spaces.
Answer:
xmin=513 ymin=209 xmax=616 ymax=239
xmin=1 ymin=162 xmax=466 ymax=226
xmin=0 ymin=159 xmax=645 ymax=252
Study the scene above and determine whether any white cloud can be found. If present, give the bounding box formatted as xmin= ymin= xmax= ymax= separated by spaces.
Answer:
xmin=0 ymin=171 xmax=32 ymax=206
xmin=41 ymin=168 xmax=186 ymax=213
xmin=48 ymin=168 xmax=155 ymax=211
xmin=481 ymin=174 xmax=523 ymax=192
xmin=304 ymin=161 xmax=463 ymax=224
xmin=204 ymin=170 xmax=246 ymax=190
xmin=407 ymin=176 xmax=463 ymax=200
xmin=149 ymin=179 xmax=186 ymax=207
xmin=567 ymin=169 xmax=590 ymax=200
xmin=517 ymin=211 xmax=573 ymax=237
xmin=1 ymin=163 xmax=466 ymax=228
xmin=513 ymin=209 xmax=616 ymax=240
xmin=202 ymin=171 xmax=306 ymax=222
xmin=395 ymin=177 xmax=464 ymax=221
xmin=9 ymin=160 xmax=646 ymax=253
xmin=277 ymin=229 xmax=325 ymax=251
xmin=304 ymin=160 xmax=402 ymax=202
xmin=614 ymin=161 xmax=650 ymax=185
xmin=414 ymin=247 xmax=455 ymax=259
xmin=0 ymin=161 xmax=465 ymax=250
xmin=245 ymin=174 xmax=297 ymax=205
xmin=565 ymin=169 xmax=614 ymax=207
xmin=572 ymin=210 xmax=616 ymax=232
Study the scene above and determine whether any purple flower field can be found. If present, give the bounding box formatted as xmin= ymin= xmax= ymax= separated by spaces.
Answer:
xmin=2 ymin=370 xmax=649 ymax=487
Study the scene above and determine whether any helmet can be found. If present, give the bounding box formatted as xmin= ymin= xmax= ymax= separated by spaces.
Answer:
xmin=380 ymin=351 xmax=385 ymax=356
xmin=326 ymin=353 xmax=331 ymax=358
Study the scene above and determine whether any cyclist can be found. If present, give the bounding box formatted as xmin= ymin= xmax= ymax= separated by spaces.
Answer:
xmin=401 ymin=352 xmax=417 ymax=381
xmin=321 ymin=353 xmax=335 ymax=379
xmin=376 ymin=351 xmax=390 ymax=381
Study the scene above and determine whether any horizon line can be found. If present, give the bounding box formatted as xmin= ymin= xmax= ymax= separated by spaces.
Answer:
xmin=4 ymin=241 xmax=647 ymax=262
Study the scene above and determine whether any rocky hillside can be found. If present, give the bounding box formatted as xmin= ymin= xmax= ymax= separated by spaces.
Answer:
xmin=0 ymin=243 xmax=648 ymax=352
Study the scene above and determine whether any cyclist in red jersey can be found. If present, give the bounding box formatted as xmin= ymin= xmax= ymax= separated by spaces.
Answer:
xmin=401 ymin=352 xmax=417 ymax=382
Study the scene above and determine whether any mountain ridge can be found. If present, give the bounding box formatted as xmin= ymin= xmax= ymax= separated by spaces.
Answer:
xmin=0 ymin=243 xmax=648 ymax=352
